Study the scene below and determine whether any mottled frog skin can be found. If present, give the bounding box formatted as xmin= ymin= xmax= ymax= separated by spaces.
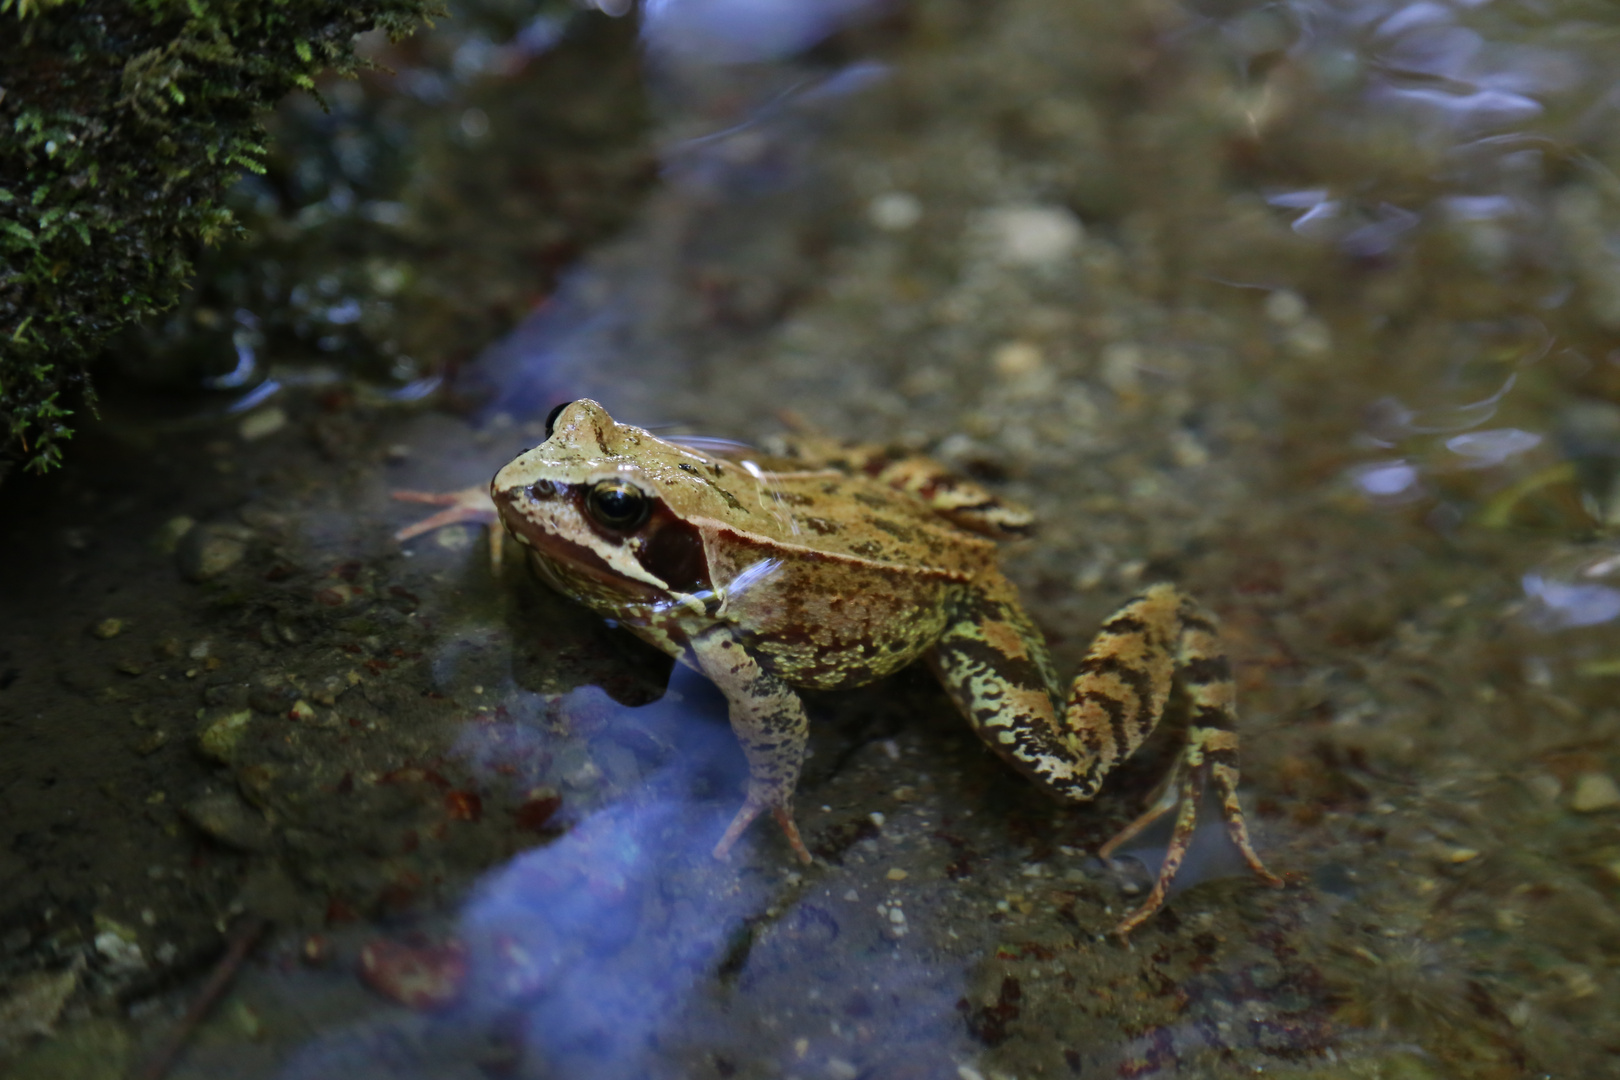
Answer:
xmin=398 ymin=399 xmax=1281 ymax=936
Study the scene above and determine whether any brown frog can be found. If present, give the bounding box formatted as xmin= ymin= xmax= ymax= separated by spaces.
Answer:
xmin=396 ymin=399 xmax=1281 ymax=935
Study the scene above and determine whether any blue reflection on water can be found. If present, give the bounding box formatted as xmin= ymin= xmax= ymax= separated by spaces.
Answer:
xmin=457 ymin=796 xmax=743 ymax=1077
xmin=643 ymin=0 xmax=888 ymax=63
xmin=1522 ymin=548 xmax=1620 ymax=631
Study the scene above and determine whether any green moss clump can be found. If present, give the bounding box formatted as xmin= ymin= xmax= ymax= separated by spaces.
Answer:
xmin=0 ymin=0 xmax=442 ymax=474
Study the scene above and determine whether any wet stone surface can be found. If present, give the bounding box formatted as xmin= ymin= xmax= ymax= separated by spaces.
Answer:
xmin=7 ymin=0 xmax=1620 ymax=1078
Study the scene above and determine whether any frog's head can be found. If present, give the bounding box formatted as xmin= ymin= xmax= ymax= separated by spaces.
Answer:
xmin=490 ymin=399 xmax=731 ymax=603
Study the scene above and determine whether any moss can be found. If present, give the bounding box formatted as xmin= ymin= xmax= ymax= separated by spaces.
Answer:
xmin=125 ymin=5 xmax=651 ymax=403
xmin=0 ymin=0 xmax=443 ymax=474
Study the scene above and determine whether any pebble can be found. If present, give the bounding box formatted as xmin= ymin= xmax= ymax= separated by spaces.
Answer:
xmin=181 ymin=790 xmax=275 ymax=852
xmin=153 ymin=516 xmax=195 ymax=554
xmin=238 ymin=405 xmax=288 ymax=441
xmin=981 ymin=204 xmax=1084 ymax=265
xmin=176 ymin=523 xmax=252 ymax=582
xmin=1263 ymin=289 xmax=1307 ymax=325
xmin=1570 ymin=772 xmax=1620 ymax=812
xmin=991 ymin=340 xmax=1044 ymax=378
xmin=869 ymin=192 xmax=922 ymax=231
xmin=358 ymin=939 xmax=467 ymax=1010
xmin=0 ymin=964 xmax=79 ymax=1041
xmin=197 ymin=709 xmax=253 ymax=765
xmin=89 ymin=618 xmax=124 ymax=640
xmin=93 ymin=931 xmax=144 ymax=974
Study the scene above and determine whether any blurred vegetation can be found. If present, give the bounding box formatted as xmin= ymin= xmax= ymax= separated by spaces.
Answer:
xmin=123 ymin=3 xmax=652 ymax=412
xmin=0 ymin=0 xmax=442 ymax=475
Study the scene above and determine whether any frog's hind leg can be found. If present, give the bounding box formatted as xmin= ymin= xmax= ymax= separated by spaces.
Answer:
xmin=1081 ymin=584 xmax=1282 ymax=936
xmin=930 ymin=578 xmax=1280 ymax=937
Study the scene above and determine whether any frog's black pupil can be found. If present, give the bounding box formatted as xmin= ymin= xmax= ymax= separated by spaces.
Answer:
xmin=587 ymin=481 xmax=647 ymax=529
xmin=543 ymin=400 xmax=574 ymax=440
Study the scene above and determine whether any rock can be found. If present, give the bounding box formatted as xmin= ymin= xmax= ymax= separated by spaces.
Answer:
xmin=238 ymin=405 xmax=288 ymax=441
xmin=88 ymin=618 xmax=124 ymax=640
xmin=197 ymin=709 xmax=253 ymax=765
xmin=1 ymin=1016 xmax=131 ymax=1080
xmin=181 ymin=790 xmax=276 ymax=852
xmin=1570 ymin=771 xmax=1620 ymax=812
xmin=176 ymin=523 xmax=252 ymax=581
xmin=358 ymin=938 xmax=468 ymax=1010
xmin=978 ymin=204 xmax=1084 ymax=265
xmin=868 ymin=191 xmax=922 ymax=231
xmin=0 ymin=963 xmax=79 ymax=1043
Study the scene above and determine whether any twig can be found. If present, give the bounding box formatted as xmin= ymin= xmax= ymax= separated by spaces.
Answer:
xmin=131 ymin=915 xmax=268 ymax=1080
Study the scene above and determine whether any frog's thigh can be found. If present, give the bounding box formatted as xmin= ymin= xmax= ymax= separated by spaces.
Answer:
xmin=688 ymin=624 xmax=813 ymax=865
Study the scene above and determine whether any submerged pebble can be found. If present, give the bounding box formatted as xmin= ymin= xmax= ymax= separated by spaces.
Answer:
xmin=1570 ymin=771 xmax=1620 ymax=812
xmin=176 ymin=523 xmax=252 ymax=581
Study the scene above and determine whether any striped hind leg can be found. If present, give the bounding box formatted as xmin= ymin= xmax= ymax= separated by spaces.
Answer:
xmin=1079 ymin=583 xmax=1282 ymax=935
xmin=930 ymin=577 xmax=1280 ymax=937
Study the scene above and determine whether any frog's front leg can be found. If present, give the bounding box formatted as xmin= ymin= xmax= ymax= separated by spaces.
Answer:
xmin=392 ymin=485 xmax=504 ymax=570
xmin=687 ymin=624 xmax=814 ymax=866
xmin=930 ymin=577 xmax=1281 ymax=938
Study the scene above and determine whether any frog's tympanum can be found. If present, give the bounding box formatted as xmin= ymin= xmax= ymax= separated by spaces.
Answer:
xmin=397 ymin=399 xmax=1281 ymax=936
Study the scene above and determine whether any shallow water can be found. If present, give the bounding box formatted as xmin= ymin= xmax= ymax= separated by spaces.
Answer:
xmin=5 ymin=0 xmax=1620 ymax=1077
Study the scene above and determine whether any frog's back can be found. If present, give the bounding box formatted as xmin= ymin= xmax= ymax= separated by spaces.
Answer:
xmin=743 ymin=468 xmax=999 ymax=579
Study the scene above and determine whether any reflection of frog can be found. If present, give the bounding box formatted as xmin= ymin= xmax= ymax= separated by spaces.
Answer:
xmin=396 ymin=399 xmax=1281 ymax=935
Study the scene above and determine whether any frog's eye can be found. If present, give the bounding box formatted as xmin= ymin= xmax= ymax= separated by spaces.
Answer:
xmin=544 ymin=400 xmax=575 ymax=440
xmin=585 ymin=479 xmax=650 ymax=530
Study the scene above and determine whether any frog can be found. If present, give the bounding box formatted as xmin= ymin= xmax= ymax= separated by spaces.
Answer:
xmin=395 ymin=398 xmax=1282 ymax=936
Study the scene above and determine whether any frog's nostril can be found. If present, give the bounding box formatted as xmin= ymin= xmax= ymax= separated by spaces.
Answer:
xmin=528 ymin=480 xmax=560 ymax=500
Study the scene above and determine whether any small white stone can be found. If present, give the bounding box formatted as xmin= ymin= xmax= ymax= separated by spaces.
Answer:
xmin=1099 ymin=342 xmax=1143 ymax=393
xmin=981 ymin=204 xmax=1084 ymax=265
xmin=1571 ymin=772 xmax=1620 ymax=812
xmin=991 ymin=341 xmax=1045 ymax=378
xmin=869 ymin=192 xmax=922 ymax=231
xmin=869 ymin=811 xmax=886 ymax=828
xmin=1287 ymin=318 xmax=1333 ymax=357
xmin=957 ymin=1065 xmax=987 ymax=1080
xmin=238 ymin=406 xmax=287 ymax=441
xmin=827 ymin=1059 xmax=860 ymax=1080
xmin=888 ymin=908 xmax=907 ymax=925
xmin=1263 ymin=290 xmax=1307 ymax=325
xmin=94 ymin=932 xmax=145 ymax=973
xmin=843 ymin=889 xmax=859 ymax=901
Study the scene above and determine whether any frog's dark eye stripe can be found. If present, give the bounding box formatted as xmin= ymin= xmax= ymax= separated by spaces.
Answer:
xmin=585 ymin=479 xmax=650 ymax=531
xmin=543 ymin=400 xmax=575 ymax=440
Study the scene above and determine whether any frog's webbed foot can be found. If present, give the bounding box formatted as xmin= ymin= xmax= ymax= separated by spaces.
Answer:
xmin=1099 ymin=732 xmax=1283 ymax=940
xmin=391 ymin=485 xmax=503 ymax=571
xmin=689 ymin=624 xmax=815 ymax=867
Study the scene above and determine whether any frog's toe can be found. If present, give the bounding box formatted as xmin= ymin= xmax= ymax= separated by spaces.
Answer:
xmin=390 ymin=485 xmax=498 ymax=540
xmin=771 ymin=806 xmax=813 ymax=865
xmin=712 ymin=797 xmax=768 ymax=862
xmin=712 ymin=798 xmax=813 ymax=865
